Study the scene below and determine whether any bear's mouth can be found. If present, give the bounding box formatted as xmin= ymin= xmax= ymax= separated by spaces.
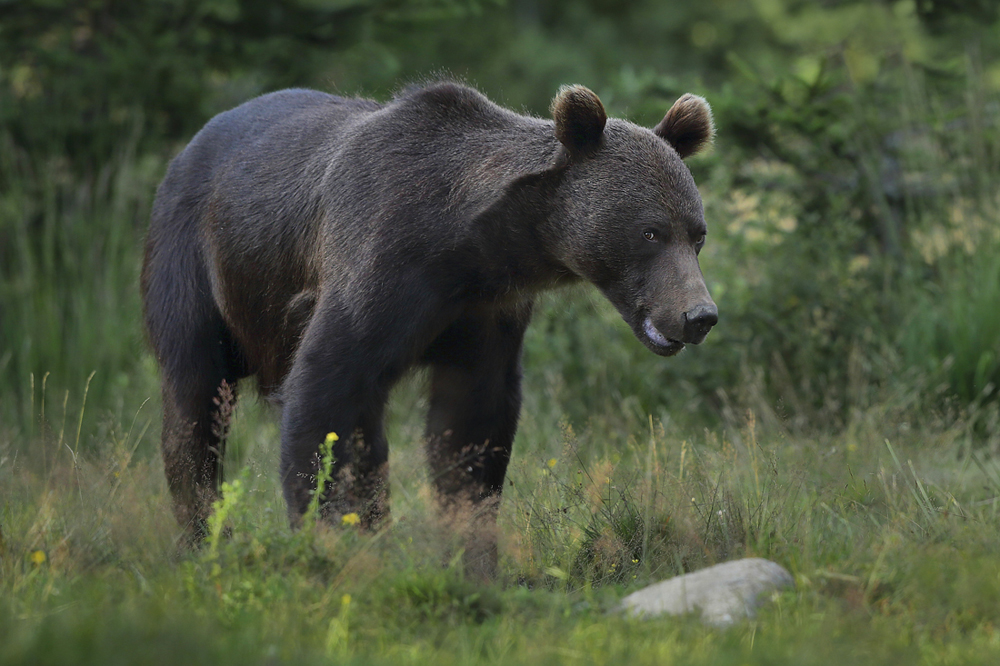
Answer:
xmin=642 ymin=316 xmax=685 ymax=357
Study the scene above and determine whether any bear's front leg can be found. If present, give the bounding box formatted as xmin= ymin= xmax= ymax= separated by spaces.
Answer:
xmin=279 ymin=285 xmax=444 ymax=530
xmin=279 ymin=313 xmax=393 ymax=529
xmin=423 ymin=303 xmax=532 ymax=580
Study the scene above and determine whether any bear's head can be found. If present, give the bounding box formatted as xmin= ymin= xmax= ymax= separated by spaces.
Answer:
xmin=548 ymin=85 xmax=717 ymax=356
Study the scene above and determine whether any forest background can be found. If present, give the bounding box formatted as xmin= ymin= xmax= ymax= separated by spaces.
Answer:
xmin=2 ymin=1 xmax=1000 ymax=664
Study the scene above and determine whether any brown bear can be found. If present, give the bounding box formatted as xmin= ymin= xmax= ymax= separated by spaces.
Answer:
xmin=141 ymin=81 xmax=717 ymax=575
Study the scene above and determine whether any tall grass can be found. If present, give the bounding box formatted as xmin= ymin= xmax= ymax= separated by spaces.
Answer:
xmin=0 ymin=127 xmax=163 ymax=440
xmin=900 ymin=234 xmax=1000 ymax=403
xmin=4 ymin=388 xmax=1000 ymax=664
xmin=885 ymin=55 xmax=1000 ymax=412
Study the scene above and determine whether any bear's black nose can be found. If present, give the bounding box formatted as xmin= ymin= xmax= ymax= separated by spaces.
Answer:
xmin=683 ymin=303 xmax=718 ymax=343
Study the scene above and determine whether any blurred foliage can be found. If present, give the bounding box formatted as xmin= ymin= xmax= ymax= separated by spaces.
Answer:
xmin=914 ymin=0 xmax=1000 ymax=28
xmin=0 ymin=0 xmax=496 ymax=170
xmin=2 ymin=0 xmax=999 ymax=438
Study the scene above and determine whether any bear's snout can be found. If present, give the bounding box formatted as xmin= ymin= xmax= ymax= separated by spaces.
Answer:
xmin=682 ymin=303 xmax=718 ymax=344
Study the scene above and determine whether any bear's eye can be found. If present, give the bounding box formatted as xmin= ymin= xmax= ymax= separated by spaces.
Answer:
xmin=643 ymin=229 xmax=658 ymax=242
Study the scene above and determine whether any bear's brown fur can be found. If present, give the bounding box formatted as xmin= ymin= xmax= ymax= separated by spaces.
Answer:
xmin=141 ymin=81 xmax=717 ymax=576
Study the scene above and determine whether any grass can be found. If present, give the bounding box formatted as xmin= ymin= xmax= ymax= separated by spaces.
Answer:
xmin=0 ymin=133 xmax=162 ymax=437
xmin=4 ymin=382 xmax=1000 ymax=665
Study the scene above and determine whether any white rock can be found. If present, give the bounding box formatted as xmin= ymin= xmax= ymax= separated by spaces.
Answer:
xmin=619 ymin=558 xmax=793 ymax=626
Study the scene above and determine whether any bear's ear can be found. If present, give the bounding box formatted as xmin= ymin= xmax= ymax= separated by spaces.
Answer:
xmin=551 ymin=85 xmax=607 ymax=157
xmin=654 ymin=94 xmax=714 ymax=159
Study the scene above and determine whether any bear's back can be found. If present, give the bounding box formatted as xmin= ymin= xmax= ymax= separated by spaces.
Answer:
xmin=160 ymin=90 xmax=381 ymax=206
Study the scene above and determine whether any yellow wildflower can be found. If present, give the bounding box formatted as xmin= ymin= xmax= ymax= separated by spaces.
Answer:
xmin=30 ymin=550 xmax=46 ymax=565
xmin=341 ymin=513 xmax=360 ymax=526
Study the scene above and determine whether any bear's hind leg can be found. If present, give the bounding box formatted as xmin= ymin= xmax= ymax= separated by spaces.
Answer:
xmin=153 ymin=312 xmax=245 ymax=542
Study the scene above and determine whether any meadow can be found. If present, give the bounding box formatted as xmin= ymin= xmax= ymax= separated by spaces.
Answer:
xmin=3 ymin=1 xmax=1000 ymax=663
xmin=4 ymin=374 xmax=1000 ymax=664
